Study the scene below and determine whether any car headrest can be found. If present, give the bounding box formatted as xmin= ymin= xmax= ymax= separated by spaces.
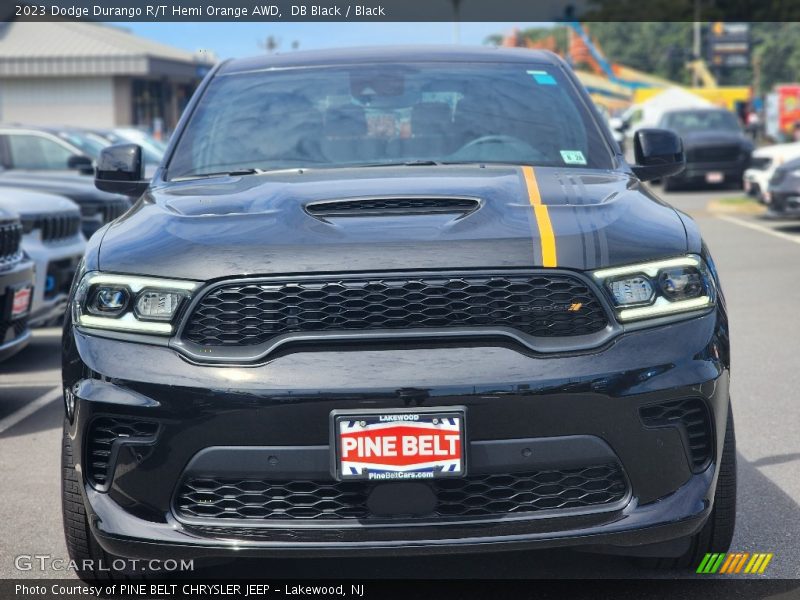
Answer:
xmin=325 ymin=105 xmax=368 ymax=137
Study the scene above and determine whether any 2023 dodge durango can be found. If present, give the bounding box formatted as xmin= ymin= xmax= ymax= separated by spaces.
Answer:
xmin=62 ymin=47 xmax=735 ymax=578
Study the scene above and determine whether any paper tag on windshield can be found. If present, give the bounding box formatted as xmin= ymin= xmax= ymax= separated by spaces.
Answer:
xmin=560 ymin=150 xmax=587 ymax=165
xmin=527 ymin=70 xmax=557 ymax=85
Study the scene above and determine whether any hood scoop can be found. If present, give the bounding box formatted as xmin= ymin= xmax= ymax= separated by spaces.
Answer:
xmin=305 ymin=197 xmax=480 ymax=218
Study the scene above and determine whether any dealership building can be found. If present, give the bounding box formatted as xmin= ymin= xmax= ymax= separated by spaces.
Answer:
xmin=0 ymin=21 xmax=214 ymax=131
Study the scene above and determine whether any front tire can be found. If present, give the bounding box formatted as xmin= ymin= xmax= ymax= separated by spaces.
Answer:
xmin=62 ymin=419 xmax=123 ymax=582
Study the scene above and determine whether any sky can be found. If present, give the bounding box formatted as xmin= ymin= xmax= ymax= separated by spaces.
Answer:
xmin=118 ymin=22 xmax=551 ymax=59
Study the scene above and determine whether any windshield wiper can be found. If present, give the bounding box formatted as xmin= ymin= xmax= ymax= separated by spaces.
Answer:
xmin=173 ymin=167 xmax=268 ymax=181
xmin=348 ymin=160 xmax=445 ymax=168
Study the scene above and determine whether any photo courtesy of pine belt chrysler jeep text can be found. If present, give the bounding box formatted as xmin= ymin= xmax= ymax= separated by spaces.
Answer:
xmin=61 ymin=46 xmax=735 ymax=579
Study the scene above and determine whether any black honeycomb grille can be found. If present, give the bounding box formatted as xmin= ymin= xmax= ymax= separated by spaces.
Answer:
xmin=174 ymin=463 xmax=628 ymax=522
xmin=182 ymin=274 xmax=609 ymax=347
xmin=640 ymin=398 xmax=713 ymax=471
xmin=306 ymin=197 xmax=478 ymax=217
xmin=86 ymin=416 xmax=159 ymax=488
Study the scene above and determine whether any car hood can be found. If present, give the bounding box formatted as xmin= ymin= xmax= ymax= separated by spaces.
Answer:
xmin=679 ymin=130 xmax=749 ymax=147
xmin=0 ymin=187 xmax=79 ymax=216
xmin=97 ymin=165 xmax=689 ymax=280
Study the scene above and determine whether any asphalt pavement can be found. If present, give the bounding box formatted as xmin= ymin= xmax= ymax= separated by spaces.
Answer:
xmin=1 ymin=186 xmax=799 ymax=586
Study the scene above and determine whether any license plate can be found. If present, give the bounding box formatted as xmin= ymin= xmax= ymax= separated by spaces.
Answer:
xmin=11 ymin=286 xmax=32 ymax=318
xmin=331 ymin=408 xmax=465 ymax=481
xmin=706 ymin=171 xmax=724 ymax=184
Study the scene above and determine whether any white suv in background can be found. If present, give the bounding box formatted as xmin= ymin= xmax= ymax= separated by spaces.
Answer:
xmin=744 ymin=141 xmax=800 ymax=203
xmin=0 ymin=188 xmax=85 ymax=326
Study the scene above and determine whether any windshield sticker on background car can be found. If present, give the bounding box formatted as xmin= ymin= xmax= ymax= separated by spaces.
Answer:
xmin=560 ymin=150 xmax=587 ymax=165
xmin=527 ymin=70 xmax=557 ymax=85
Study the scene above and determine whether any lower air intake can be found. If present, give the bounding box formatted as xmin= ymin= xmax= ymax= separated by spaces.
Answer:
xmin=174 ymin=463 xmax=628 ymax=522
xmin=640 ymin=398 xmax=713 ymax=472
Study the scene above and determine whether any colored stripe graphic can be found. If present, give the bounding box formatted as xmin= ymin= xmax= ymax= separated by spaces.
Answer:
xmin=521 ymin=166 xmax=557 ymax=268
xmin=744 ymin=553 xmax=774 ymax=574
xmin=696 ymin=553 xmax=726 ymax=574
xmin=699 ymin=552 xmax=774 ymax=575
xmin=719 ymin=553 xmax=736 ymax=574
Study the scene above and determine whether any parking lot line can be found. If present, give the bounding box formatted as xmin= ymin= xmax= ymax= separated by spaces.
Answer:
xmin=0 ymin=386 xmax=61 ymax=434
xmin=717 ymin=214 xmax=800 ymax=246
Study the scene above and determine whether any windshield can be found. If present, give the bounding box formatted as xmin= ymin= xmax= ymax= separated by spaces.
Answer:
xmin=167 ymin=62 xmax=613 ymax=179
xmin=56 ymin=132 xmax=109 ymax=159
xmin=661 ymin=110 xmax=741 ymax=133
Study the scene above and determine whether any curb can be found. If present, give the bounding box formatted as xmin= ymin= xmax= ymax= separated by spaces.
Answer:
xmin=707 ymin=200 xmax=767 ymax=216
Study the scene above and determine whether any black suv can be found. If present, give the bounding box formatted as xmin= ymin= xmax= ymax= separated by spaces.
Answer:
xmin=657 ymin=108 xmax=752 ymax=191
xmin=62 ymin=47 xmax=734 ymax=578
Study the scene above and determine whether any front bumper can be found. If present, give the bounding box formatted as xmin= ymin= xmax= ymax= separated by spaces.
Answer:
xmin=673 ymin=160 xmax=748 ymax=183
xmin=0 ymin=258 xmax=35 ymax=361
xmin=64 ymin=309 xmax=730 ymax=559
xmin=768 ymin=182 xmax=800 ymax=214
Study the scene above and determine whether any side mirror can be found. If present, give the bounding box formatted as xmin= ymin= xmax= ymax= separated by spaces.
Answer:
xmin=95 ymin=144 xmax=149 ymax=197
xmin=67 ymin=154 xmax=94 ymax=175
xmin=631 ymin=129 xmax=686 ymax=182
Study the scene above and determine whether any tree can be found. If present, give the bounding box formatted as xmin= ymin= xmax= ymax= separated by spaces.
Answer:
xmin=486 ymin=22 xmax=800 ymax=92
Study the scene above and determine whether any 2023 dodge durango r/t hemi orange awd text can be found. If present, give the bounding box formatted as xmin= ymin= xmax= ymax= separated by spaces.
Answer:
xmin=62 ymin=47 xmax=734 ymax=578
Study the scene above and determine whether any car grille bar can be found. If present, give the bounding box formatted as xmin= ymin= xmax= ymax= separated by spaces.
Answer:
xmin=687 ymin=145 xmax=741 ymax=163
xmin=174 ymin=463 xmax=629 ymax=522
xmin=181 ymin=273 xmax=610 ymax=348
xmin=0 ymin=221 xmax=23 ymax=267
xmin=25 ymin=213 xmax=81 ymax=243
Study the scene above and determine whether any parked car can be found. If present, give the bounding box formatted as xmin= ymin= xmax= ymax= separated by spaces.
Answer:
xmin=0 ymin=126 xmax=94 ymax=174
xmin=90 ymin=127 xmax=166 ymax=166
xmin=743 ymin=141 xmax=800 ymax=204
xmin=48 ymin=126 xmax=165 ymax=172
xmin=63 ymin=47 xmax=734 ymax=580
xmin=765 ymin=156 xmax=800 ymax=216
xmin=0 ymin=188 xmax=84 ymax=327
xmin=657 ymin=108 xmax=752 ymax=191
xmin=0 ymin=208 xmax=35 ymax=361
xmin=0 ymin=170 xmax=129 ymax=239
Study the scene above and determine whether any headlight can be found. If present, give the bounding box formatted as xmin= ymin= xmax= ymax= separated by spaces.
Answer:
xmin=73 ymin=272 xmax=201 ymax=335
xmin=592 ymin=255 xmax=716 ymax=322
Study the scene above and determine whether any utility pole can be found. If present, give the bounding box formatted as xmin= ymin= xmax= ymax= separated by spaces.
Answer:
xmin=692 ymin=0 xmax=702 ymax=87
xmin=452 ymin=0 xmax=462 ymax=44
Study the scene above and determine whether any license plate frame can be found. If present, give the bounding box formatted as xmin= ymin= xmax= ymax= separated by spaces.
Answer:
xmin=330 ymin=407 xmax=466 ymax=481
xmin=9 ymin=285 xmax=32 ymax=319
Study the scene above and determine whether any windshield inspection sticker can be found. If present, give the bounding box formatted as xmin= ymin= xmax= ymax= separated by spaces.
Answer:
xmin=560 ymin=150 xmax=587 ymax=165
xmin=527 ymin=70 xmax=557 ymax=85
